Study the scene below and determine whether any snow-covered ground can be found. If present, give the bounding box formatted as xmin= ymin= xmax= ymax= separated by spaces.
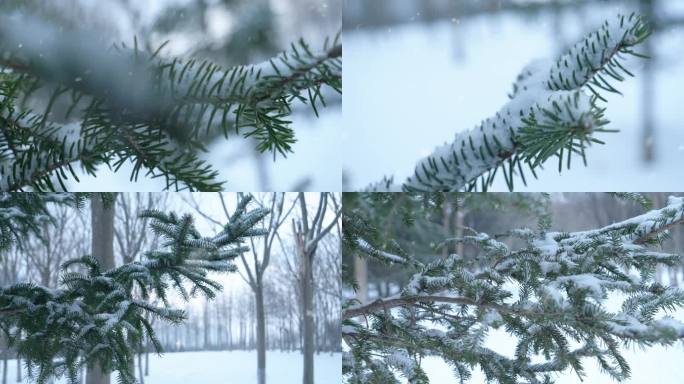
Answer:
xmin=4 ymin=350 xmax=341 ymax=384
xmin=343 ymin=7 xmax=684 ymax=191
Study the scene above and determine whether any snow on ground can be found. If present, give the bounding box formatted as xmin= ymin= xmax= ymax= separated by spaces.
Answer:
xmin=343 ymin=8 xmax=684 ymax=191
xmin=4 ymin=350 xmax=341 ymax=384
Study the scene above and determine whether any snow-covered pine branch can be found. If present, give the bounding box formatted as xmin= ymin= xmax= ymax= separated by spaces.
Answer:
xmin=0 ymin=194 xmax=269 ymax=384
xmin=0 ymin=13 xmax=341 ymax=191
xmin=367 ymin=13 xmax=650 ymax=192
xmin=343 ymin=196 xmax=684 ymax=384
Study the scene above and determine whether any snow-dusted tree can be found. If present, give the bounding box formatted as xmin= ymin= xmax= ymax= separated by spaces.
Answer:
xmin=369 ymin=13 xmax=650 ymax=192
xmin=0 ymin=194 xmax=269 ymax=384
xmin=343 ymin=194 xmax=684 ymax=383
xmin=0 ymin=4 xmax=341 ymax=191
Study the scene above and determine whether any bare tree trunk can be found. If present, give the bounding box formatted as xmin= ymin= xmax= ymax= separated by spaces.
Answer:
xmin=455 ymin=209 xmax=465 ymax=257
xmin=640 ymin=0 xmax=655 ymax=163
xmin=215 ymin=302 xmax=223 ymax=350
xmin=77 ymin=362 xmax=84 ymax=384
xmin=353 ymin=256 xmax=368 ymax=303
xmin=137 ymin=352 xmax=144 ymax=384
xmin=2 ymin=338 xmax=8 ymax=384
xmin=144 ymin=341 xmax=149 ymax=377
xmin=255 ymin=285 xmax=266 ymax=384
xmin=227 ymin=295 xmax=233 ymax=350
xmin=15 ymin=354 xmax=20 ymax=383
xmin=299 ymin=238 xmax=314 ymax=384
xmin=204 ymin=300 xmax=210 ymax=349
xmin=86 ymin=194 xmax=115 ymax=384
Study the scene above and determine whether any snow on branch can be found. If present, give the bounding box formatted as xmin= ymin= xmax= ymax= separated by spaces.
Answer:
xmin=0 ymin=14 xmax=341 ymax=191
xmin=354 ymin=238 xmax=411 ymax=266
xmin=0 ymin=195 xmax=269 ymax=384
xmin=343 ymin=196 xmax=684 ymax=384
xmin=367 ymin=13 xmax=650 ymax=192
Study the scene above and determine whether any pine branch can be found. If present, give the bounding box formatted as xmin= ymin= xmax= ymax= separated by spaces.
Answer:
xmin=0 ymin=14 xmax=341 ymax=191
xmin=343 ymin=195 xmax=684 ymax=384
xmin=0 ymin=195 xmax=269 ymax=384
xmin=367 ymin=13 xmax=650 ymax=192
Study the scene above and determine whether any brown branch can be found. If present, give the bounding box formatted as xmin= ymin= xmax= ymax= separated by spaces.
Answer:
xmin=343 ymin=294 xmax=507 ymax=320
xmin=0 ymin=308 xmax=24 ymax=316
xmin=635 ymin=217 xmax=684 ymax=244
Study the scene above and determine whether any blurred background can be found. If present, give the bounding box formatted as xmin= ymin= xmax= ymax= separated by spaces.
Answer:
xmin=342 ymin=0 xmax=684 ymax=191
xmin=343 ymin=192 xmax=684 ymax=383
xmin=5 ymin=0 xmax=342 ymax=191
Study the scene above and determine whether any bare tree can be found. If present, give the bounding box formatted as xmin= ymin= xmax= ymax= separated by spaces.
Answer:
xmin=114 ymin=193 xmax=162 ymax=264
xmin=23 ymin=204 xmax=80 ymax=287
xmin=186 ymin=192 xmax=296 ymax=383
xmin=293 ymin=193 xmax=341 ymax=384
xmin=229 ymin=193 xmax=295 ymax=384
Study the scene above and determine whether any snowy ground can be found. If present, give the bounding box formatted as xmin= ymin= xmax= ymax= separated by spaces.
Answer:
xmin=4 ymin=350 xmax=341 ymax=384
xmin=343 ymin=6 xmax=684 ymax=191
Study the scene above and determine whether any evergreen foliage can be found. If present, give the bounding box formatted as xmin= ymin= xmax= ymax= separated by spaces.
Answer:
xmin=0 ymin=194 xmax=269 ymax=384
xmin=0 ymin=10 xmax=341 ymax=191
xmin=368 ymin=14 xmax=650 ymax=192
xmin=343 ymin=193 xmax=684 ymax=384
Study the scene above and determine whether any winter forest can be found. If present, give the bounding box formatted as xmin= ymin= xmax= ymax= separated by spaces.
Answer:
xmin=343 ymin=193 xmax=684 ymax=383
xmin=0 ymin=193 xmax=341 ymax=384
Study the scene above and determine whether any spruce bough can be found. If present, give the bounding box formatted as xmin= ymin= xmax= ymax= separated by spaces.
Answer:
xmin=369 ymin=13 xmax=650 ymax=192
xmin=0 ymin=13 xmax=342 ymax=191
xmin=343 ymin=195 xmax=684 ymax=384
xmin=0 ymin=194 xmax=269 ymax=384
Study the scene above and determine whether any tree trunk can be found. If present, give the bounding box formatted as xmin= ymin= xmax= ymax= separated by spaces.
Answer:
xmin=144 ymin=341 xmax=149 ymax=376
xmin=227 ymin=298 xmax=233 ymax=350
xmin=86 ymin=194 xmax=115 ymax=384
xmin=215 ymin=304 xmax=222 ymax=349
xmin=255 ymin=284 xmax=266 ymax=384
xmin=2 ymin=341 xmax=8 ymax=384
xmin=15 ymin=354 xmax=20 ymax=383
xmin=77 ymin=362 xmax=84 ymax=384
xmin=301 ymin=247 xmax=314 ymax=384
xmin=353 ymin=256 xmax=368 ymax=303
xmin=203 ymin=300 xmax=210 ymax=349
xmin=137 ymin=352 xmax=144 ymax=384
xmin=640 ymin=0 xmax=655 ymax=163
